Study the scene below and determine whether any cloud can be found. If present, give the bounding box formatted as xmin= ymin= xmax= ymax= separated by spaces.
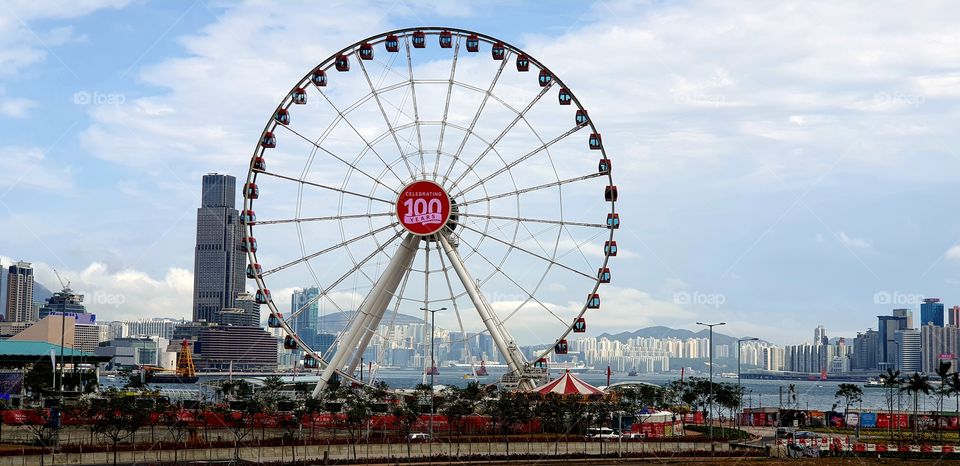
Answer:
xmin=0 ymin=93 xmax=36 ymax=118
xmin=838 ymin=232 xmax=873 ymax=250
xmin=946 ymin=245 xmax=960 ymax=262
xmin=0 ymin=145 xmax=74 ymax=192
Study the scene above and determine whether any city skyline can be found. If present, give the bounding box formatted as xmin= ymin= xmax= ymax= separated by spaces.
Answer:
xmin=1 ymin=2 xmax=958 ymax=345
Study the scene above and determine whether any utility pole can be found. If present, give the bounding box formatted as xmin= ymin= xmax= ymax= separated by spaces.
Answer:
xmin=696 ymin=321 xmax=725 ymax=447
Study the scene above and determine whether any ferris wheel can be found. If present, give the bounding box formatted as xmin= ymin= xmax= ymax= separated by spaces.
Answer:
xmin=242 ymin=28 xmax=617 ymax=393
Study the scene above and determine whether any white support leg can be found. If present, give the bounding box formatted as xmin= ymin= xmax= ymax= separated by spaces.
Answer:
xmin=314 ymin=233 xmax=421 ymax=396
xmin=437 ymin=234 xmax=533 ymax=390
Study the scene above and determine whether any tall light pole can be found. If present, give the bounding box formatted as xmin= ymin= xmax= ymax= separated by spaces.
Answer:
xmin=737 ymin=337 xmax=759 ymax=429
xmin=422 ymin=306 xmax=447 ymax=441
xmin=696 ymin=321 xmax=725 ymax=445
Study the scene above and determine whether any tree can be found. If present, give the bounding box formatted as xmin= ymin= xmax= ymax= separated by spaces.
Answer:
xmin=22 ymin=364 xmax=54 ymax=401
xmin=834 ymin=383 xmax=863 ymax=422
xmin=159 ymin=403 xmax=191 ymax=464
xmin=935 ymin=361 xmax=952 ymax=440
xmin=534 ymin=393 xmax=570 ymax=455
xmin=391 ymin=394 xmax=422 ymax=460
xmin=216 ymin=395 xmax=267 ymax=462
xmin=713 ymin=383 xmax=742 ymax=431
xmin=901 ymin=372 xmax=932 ymax=438
xmin=23 ymin=407 xmax=58 ymax=466
xmin=337 ymin=387 xmax=373 ymax=460
xmin=440 ymin=386 xmax=475 ymax=457
xmin=879 ymin=368 xmax=901 ymax=441
xmin=946 ymin=372 xmax=960 ymax=434
xmin=89 ymin=388 xmax=150 ymax=465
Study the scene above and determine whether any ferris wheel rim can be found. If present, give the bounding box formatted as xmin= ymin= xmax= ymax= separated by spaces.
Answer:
xmin=242 ymin=27 xmax=617 ymax=390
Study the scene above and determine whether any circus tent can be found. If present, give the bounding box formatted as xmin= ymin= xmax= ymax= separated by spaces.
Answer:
xmin=532 ymin=370 xmax=604 ymax=396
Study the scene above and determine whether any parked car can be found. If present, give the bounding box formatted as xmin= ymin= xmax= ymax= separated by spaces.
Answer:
xmin=407 ymin=432 xmax=432 ymax=442
xmin=621 ymin=432 xmax=646 ymax=440
xmin=794 ymin=431 xmax=816 ymax=439
xmin=586 ymin=427 xmax=620 ymax=440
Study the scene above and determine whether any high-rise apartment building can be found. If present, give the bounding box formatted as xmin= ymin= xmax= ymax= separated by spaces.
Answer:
xmin=949 ymin=306 xmax=960 ymax=327
xmin=192 ymin=174 xmax=246 ymax=324
xmin=920 ymin=323 xmax=960 ymax=373
xmin=6 ymin=262 xmax=35 ymax=323
xmin=895 ymin=328 xmax=921 ymax=373
xmin=851 ymin=329 xmax=880 ymax=371
xmin=814 ymin=325 xmax=828 ymax=346
xmin=920 ymin=298 xmax=944 ymax=327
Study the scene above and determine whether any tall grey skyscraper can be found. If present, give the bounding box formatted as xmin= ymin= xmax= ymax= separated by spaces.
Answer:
xmin=192 ymin=174 xmax=246 ymax=324
xmin=6 ymin=261 xmax=36 ymax=322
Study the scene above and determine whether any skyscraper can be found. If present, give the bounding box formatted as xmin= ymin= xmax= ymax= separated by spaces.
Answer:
xmin=895 ymin=328 xmax=921 ymax=373
xmin=814 ymin=325 xmax=828 ymax=346
xmin=291 ymin=287 xmax=320 ymax=334
xmin=920 ymin=298 xmax=944 ymax=327
xmin=893 ymin=308 xmax=913 ymax=329
xmin=878 ymin=314 xmax=908 ymax=370
xmin=949 ymin=306 xmax=960 ymax=327
xmin=6 ymin=262 xmax=35 ymax=323
xmin=192 ymin=174 xmax=246 ymax=324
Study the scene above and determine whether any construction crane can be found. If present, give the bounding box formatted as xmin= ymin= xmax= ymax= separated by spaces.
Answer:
xmin=51 ymin=267 xmax=70 ymax=291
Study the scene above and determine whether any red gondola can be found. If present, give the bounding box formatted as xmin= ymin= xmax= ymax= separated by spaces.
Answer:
xmin=589 ymin=133 xmax=602 ymax=150
xmin=534 ymin=357 xmax=548 ymax=369
xmin=283 ymin=335 xmax=298 ymax=350
xmin=243 ymin=182 xmax=259 ymax=199
xmin=573 ymin=318 xmax=587 ymax=333
xmin=291 ymin=88 xmax=307 ymax=105
xmin=439 ymin=30 xmax=453 ymax=48
xmin=598 ymin=267 xmax=611 ymax=283
xmin=384 ymin=34 xmax=399 ymax=52
xmin=606 ymin=213 xmax=620 ymax=229
xmin=240 ymin=209 xmax=256 ymax=225
xmin=412 ymin=30 xmax=426 ymax=48
xmin=538 ymin=69 xmax=552 ymax=87
xmin=256 ymin=289 xmax=272 ymax=304
xmin=241 ymin=237 xmax=257 ymax=253
xmin=491 ymin=42 xmax=505 ymax=60
xmin=604 ymin=241 xmax=618 ymax=257
xmin=252 ymin=156 xmax=266 ymax=172
xmin=598 ymin=158 xmax=610 ymax=174
xmin=267 ymin=312 xmax=282 ymax=328
xmin=559 ymin=88 xmax=572 ymax=105
xmin=575 ymin=109 xmax=589 ymax=126
xmin=303 ymin=354 xmax=319 ymax=369
xmin=246 ymin=263 xmax=262 ymax=279
xmin=516 ymin=54 xmax=529 ymax=72
xmin=273 ymin=108 xmax=290 ymax=125
xmin=587 ymin=294 xmax=600 ymax=309
xmin=311 ymin=68 xmax=327 ymax=87
xmin=466 ymin=34 xmax=479 ymax=52
xmin=359 ymin=42 xmax=374 ymax=60
xmin=260 ymin=132 xmax=276 ymax=148
xmin=605 ymin=185 xmax=618 ymax=202
xmin=335 ymin=54 xmax=349 ymax=72
xmin=554 ymin=339 xmax=568 ymax=355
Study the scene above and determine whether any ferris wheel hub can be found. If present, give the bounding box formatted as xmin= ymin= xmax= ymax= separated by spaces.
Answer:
xmin=395 ymin=180 xmax=453 ymax=236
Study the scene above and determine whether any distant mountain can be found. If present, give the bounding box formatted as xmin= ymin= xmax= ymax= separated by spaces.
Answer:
xmin=596 ymin=326 xmax=768 ymax=348
xmin=34 ymin=281 xmax=54 ymax=304
xmin=316 ymin=311 xmax=425 ymax=334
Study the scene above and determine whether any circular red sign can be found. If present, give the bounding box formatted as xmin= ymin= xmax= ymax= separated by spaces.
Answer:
xmin=396 ymin=180 xmax=452 ymax=236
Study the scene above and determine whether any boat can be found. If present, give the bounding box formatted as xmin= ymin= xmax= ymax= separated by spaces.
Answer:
xmin=144 ymin=339 xmax=200 ymax=384
xmin=425 ymin=366 xmax=440 ymax=376
xmin=628 ymin=367 xmax=638 ymax=377
xmin=476 ymin=360 xmax=489 ymax=376
xmin=863 ymin=378 xmax=886 ymax=389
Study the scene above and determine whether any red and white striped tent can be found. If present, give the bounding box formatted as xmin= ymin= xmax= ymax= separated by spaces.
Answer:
xmin=532 ymin=370 xmax=604 ymax=396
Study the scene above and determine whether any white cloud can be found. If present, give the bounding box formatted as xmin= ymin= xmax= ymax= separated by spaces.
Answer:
xmin=0 ymin=94 xmax=36 ymax=118
xmin=946 ymin=245 xmax=960 ymax=262
xmin=0 ymin=145 xmax=74 ymax=191
xmin=838 ymin=232 xmax=873 ymax=250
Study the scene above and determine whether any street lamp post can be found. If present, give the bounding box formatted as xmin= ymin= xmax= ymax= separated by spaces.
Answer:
xmin=696 ymin=321 xmax=726 ymax=446
xmin=421 ymin=306 xmax=447 ymax=442
xmin=737 ymin=337 xmax=759 ymax=428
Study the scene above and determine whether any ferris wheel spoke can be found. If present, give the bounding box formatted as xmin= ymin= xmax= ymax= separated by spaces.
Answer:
xmin=259 ymin=170 xmax=396 ymax=205
xmin=451 ymin=220 xmax=596 ymax=281
xmin=446 ymin=82 xmax=553 ymax=192
xmin=262 ymin=222 xmax=399 ymax=277
xmin=279 ymin=124 xmax=399 ymax=195
xmin=455 ymin=212 xmax=605 ymax=229
xmin=434 ymin=239 xmax=478 ymax=371
xmin=437 ymin=234 xmax=532 ymax=389
xmin=454 ymin=124 xmax=587 ymax=199
xmin=287 ymin=229 xmax=404 ymax=324
xmin=314 ymin=233 xmax=421 ymax=396
xmin=256 ymin=211 xmax=394 ymax=226
xmin=403 ymin=34 xmax=425 ymax=178
xmin=458 ymin=172 xmax=605 ymax=208
xmin=313 ymin=87 xmax=414 ymax=183
xmin=442 ymin=50 xmax=512 ymax=184
xmin=454 ymin=232 xmax=569 ymax=330
xmin=365 ymin=257 xmax=416 ymax=382
xmin=355 ymin=54 xmax=417 ymax=179
xmin=433 ymin=36 xmax=461 ymax=181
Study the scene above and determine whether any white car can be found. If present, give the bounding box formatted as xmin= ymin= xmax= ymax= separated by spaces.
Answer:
xmin=407 ymin=432 xmax=432 ymax=442
xmin=586 ymin=428 xmax=620 ymax=440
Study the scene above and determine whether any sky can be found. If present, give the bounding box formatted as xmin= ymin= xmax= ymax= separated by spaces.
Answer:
xmin=0 ymin=0 xmax=958 ymax=346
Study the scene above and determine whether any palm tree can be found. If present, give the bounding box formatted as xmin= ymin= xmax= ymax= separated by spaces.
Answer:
xmin=935 ymin=361 xmax=952 ymax=440
xmin=900 ymin=372 xmax=932 ymax=438
xmin=946 ymin=373 xmax=960 ymax=435
xmin=879 ymin=368 xmax=901 ymax=441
